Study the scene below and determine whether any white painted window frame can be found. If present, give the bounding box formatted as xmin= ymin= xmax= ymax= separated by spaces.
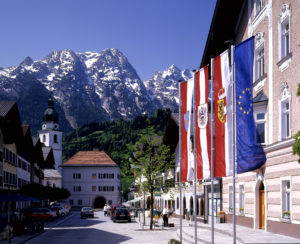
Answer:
xmin=254 ymin=0 xmax=264 ymax=17
xmin=280 ymin=176 xmax=292 ymax=219
xmin=278 ymin=87 xmax=291 ymax=141
xmin=254 ymin=42 xmax=265 ymax=81
xmin=254 ymin=105 xmax=267 ymax=145
xmin=278 ymin=4 xmax=291 ymax=61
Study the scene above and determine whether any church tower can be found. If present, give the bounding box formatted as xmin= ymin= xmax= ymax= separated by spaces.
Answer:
xmin=39 ymin=97 xmax=63 ymax=174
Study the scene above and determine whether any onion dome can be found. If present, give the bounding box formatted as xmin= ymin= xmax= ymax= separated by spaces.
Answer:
xmin=43 ymin=97 xmax=58 ymax=123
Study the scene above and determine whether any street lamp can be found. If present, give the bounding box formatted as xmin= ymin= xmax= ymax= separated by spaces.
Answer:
xmin=143 ymin=186 xmax=145 ymax=227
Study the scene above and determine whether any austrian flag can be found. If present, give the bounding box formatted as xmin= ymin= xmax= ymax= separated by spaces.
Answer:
xmin=213 ymin=50 xmax=233 ymax=177
xmin=195 ymin=66 xmax=211 ymax=179
xmin=180 ymin=79 xmax=194 ymax=182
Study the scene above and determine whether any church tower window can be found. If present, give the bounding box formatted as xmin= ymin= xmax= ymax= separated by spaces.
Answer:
xmin=54 ymin=134 xmax=58 ymax=143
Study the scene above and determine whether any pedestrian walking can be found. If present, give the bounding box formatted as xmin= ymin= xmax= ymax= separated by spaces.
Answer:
xmin=104 ymin=204 xmax=108 ymax=216
xmin=162 ymin=206 xmax=169 ymax=227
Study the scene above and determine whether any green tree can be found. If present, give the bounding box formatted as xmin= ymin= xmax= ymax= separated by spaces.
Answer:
xmin=131 ymin=129 xmax=175 ymax=230
xmin=293 ymin=84 xmax=300 ymax=162
xmin=20 ymin=183 xmax=70 ymax=201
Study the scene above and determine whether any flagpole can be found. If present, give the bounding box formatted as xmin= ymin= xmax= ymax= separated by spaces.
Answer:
xmin=230 ymin=44 xmax=237 ymax=244
xmin=178 ymin=80 xmax=183 ymax=244
xmin=193 ymin=70 xmax=198 ymax=244
xmin=210 ymin=58 xmax=215 ymax=244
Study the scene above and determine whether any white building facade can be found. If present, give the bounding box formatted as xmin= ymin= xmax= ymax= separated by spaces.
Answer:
xmin=62 ymin=151 xmax=121 ymax=208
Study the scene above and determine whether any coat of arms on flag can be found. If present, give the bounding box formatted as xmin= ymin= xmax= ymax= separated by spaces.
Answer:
xmin=184 ymin=111 xmax=189 ymax=132
xmin=197 ymin=104 xmax=208 ymax=129
xmin=217 ymin=87 xmax=226 ymax=123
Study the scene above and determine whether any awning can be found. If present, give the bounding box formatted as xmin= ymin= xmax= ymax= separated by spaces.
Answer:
xmin=0 ymin=194 xmax=40 ymax=202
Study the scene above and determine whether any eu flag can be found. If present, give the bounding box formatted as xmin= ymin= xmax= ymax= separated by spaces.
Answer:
xmin=235 ymin=37 xmax=266 ymax=174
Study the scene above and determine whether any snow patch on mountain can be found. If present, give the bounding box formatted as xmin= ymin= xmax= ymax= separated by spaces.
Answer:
xmin=144 ymin=64 xmax=192 ymax=112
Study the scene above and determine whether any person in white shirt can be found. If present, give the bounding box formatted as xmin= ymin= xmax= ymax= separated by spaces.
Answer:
xmin=104 ymin=204 xmax=108 ymax=216
xmin=162 ymin=206 xmax=169 ymax=227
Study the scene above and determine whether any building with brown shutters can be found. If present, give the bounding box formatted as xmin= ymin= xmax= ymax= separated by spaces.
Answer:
xmin=62 ymin=150 xmax=121 ymax=208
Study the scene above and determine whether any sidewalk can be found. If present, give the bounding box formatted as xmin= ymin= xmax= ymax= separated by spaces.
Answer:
xmin=0 ymin=213 xmax=74 ymax=244
xmin=170 ymin=217 xmax=300 ymax=244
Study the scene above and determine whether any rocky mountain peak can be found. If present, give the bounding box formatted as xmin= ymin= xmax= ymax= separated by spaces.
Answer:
xmin=0 ymin=47 xmax=188 ymax=133
xmin=20 ymin=56 xmax=34 ymax=67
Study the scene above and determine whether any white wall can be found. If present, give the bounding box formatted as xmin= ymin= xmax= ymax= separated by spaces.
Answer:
xmin=62 ymin=166 xmax=121 ymax=207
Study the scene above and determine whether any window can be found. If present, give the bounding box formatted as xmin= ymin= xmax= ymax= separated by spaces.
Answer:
xmin=54 ymin=134 xmax=58 ymax=143
xmin=279 ymin=4 xmax=291 ymax=61
xmin=43 ymin=135 xmax=46 ymax=142
xmin=92 ymin=186 xmax=96 ymax=192
xmin=239 ymin=185 xmax=245 ymax=214
xmin=92 ymin=173 xmax=96 ymax=179
xmin=177 ymin=197 xmax=179 ymax=209
xmin=255 ymin=47 xmax=265 ymax=81
xmin=99 ymin=173 xmax=102 ymax=179
xmin=99 ymin=186 xmax=103 ymax=191
xmin=78 ymin=200 xmax=82 ymax=205
xmin=108 ymin=200 xmax=112 ymax=205
xmin=255 ymin=0 xmax=264 ymax=16
xmin=69 ymin=200 xmax=74 ymax=205
xmin=73 ymin=186 xmax=81 ymax=192
xmin=255 ymin=111 xmax=266 ymax=144
xmin=229 ymin=186 xmax=233 ymax=213
xmin=281 ymin=99 xmax=290 ymax=140
xmin=281 ymin=21 xmax=290 ymax=59
xmin=73 ymin=173 xmax=81 ymax=179
xmin=282 ymin=180 xmax=291 ymax=219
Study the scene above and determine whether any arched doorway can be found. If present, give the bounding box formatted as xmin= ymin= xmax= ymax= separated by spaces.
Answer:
xmin=183 ymin=196 xmax=186 ymax=216
xmin=94 ymin=196 xmax=106 ymax=208
xmin=200 ymin=198 xmax=204 ymax=216
xmin=259 ymin=182 xmax=265 ymax=229
xmin=190 ymin=196 xmax=193 ymax=214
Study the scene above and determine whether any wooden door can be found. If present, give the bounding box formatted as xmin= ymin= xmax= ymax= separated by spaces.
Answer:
xmin=259 ymin=190 xmax=265 ymax=229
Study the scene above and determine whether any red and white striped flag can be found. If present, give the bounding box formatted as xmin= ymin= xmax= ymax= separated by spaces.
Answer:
xmin=195 ymin=66 xmax=211 ymax=179
xmin=213 ymin=50 xmax=233 ymax=177
xmin=180 ymin=78 xmax=194 ymax=182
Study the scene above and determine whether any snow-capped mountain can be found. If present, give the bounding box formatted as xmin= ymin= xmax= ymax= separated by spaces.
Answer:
xmin=144 ymin=65 xmax=192 ymax=112
xmin=78 ymin=48 xmax=160 ymax=119
xmin=0 ymin=48 xmax=165 ymax=133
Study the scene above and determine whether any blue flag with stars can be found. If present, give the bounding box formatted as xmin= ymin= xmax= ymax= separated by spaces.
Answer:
xmin=235 ymin=37 xmax=266 ymax=174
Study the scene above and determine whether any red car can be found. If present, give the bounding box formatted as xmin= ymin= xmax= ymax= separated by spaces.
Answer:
xmin=26 ymin=208 xmax=56 ymax=221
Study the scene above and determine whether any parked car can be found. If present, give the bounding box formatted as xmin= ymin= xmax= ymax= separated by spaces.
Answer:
xmin=51 ymin=201 xmax=71 ymax=214
xmin=110 ymin=204 xmax=127 ymax=219
xmin=26 ymin=208 xmax=56 ymax=221
xmin=80 ymin=207 xmax=94 ymax=219
xmin=111 ymin=208 xmax=131 ymax=223
xmin=51 ymin=206 xmax=68 ymax=217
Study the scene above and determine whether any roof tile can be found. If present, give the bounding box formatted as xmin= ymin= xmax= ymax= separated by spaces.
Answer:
xmin=63 ymin=151 xmax=117 ymax=166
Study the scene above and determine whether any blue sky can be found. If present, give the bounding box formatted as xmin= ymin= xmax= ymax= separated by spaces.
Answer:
xmin=0 ymin=0 xmax=216 ymax=81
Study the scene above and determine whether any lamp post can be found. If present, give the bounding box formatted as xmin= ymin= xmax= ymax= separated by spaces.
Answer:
xmin=143 ymin=187 xmax=145 ymax=227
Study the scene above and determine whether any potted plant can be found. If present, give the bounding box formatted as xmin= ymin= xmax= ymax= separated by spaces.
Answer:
xmin=282 ymin=211 xmax=290 ymax=219
xmin=239 ymin=208 xmax=244 ymax=215
xmin=229 ymin=207 xmax=233 ymax=213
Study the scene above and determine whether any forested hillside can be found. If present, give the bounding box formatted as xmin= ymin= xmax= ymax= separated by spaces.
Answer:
xmin=62 ymin=109 xmax=172 ymax=198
